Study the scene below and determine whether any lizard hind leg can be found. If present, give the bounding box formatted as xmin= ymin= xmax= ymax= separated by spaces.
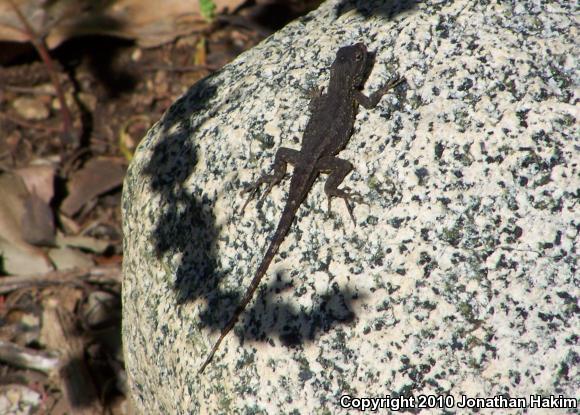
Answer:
xmin=328 ymin=186 xmax=364 ymax=225
xmin=240 ymin=147 xmax=301 ymax=213
xmin=317 ymin=155 xmax=363 ymax=225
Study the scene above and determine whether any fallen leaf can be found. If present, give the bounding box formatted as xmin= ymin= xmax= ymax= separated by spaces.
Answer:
xmin=47 ymin=247 xmax=94 ymax=271
xmin=11 ymin=96 xmax=50 ymax=120
xmin=15 ymin=163 xmax=56 ymax=205
xmin=0 ymin=0 xmax=245 ymax=50
xmin=82 ymin=290 xmax=119 ymax=328
xmin=0 ymin=172 xmax=53 ymax=275
xmin=55 ymin=233 xmax=110 ymax=254
xmin=15 ymin=164 xmax=57 ymax=246
xmin=61 ymin=157 xmax=126 ymax=217
xmin=21 ymin=191 xmax=55 ymax=246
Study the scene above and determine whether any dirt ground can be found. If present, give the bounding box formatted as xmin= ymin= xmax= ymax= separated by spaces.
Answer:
xmin=0 ymin=1 xmax=320 ymax=413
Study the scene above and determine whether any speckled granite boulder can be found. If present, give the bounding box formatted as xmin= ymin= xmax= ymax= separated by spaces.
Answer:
xmin=122 ymin=1 xmax=578 ymax=413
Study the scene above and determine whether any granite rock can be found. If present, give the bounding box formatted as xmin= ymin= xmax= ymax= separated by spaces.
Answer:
xmin=122 ymin=0 xmax=578 ymax=413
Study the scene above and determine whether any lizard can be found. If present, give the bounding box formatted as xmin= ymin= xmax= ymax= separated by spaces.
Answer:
xmin=199 ymin=42 xmax=404 ymax=373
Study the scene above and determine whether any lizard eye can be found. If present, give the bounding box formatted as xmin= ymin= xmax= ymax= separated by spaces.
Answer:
xmin=355 ymin=53 xmax=362 ymax=61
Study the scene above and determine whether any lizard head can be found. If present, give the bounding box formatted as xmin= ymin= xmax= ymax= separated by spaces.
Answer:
xmin=331 ymin=43 xmax=370 ymax=88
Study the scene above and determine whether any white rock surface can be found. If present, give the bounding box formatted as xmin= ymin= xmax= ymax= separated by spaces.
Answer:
xmin=122 ymin=1 xmax=578 ymax=413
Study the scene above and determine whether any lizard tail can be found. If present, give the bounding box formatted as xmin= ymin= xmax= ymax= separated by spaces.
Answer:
xmin=198 ymin=203 xmax=299 ymax=373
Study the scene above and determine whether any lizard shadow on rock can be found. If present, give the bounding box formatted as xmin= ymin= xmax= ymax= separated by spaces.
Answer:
xmin=334 ymin=0 xmax=418 ymax=18
xmin=238 ymin=280 xmax=368 ymax=347
xmin=141 ymin=73 xmax=365 ymax=347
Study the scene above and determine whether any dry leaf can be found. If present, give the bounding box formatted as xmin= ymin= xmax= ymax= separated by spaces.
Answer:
xmin=61 ymin=157 xmax=126 ymax=217
xmin=11 ymin=96 xmax=50 ymax=120
xmin=21 ymin=191 xmax=55 ymax=246
xmin=82 ymin=290 xmax=119 ymax=328
xmin=47 ymin=247 xmax=94 ymax=271
xmin=15 ymin=164 xmax=57 ymax=246
xmin=55 ymin=233 xmax=110 ymax=254
xmin=15 ymin=163 xmax=56 ymax=205
xmin=0 ymin=172 xmax=53 ymax=275
xmin=0 ymin=0 xmax=245 ymax=49
xmin=40 ymin=294 xmax=103 ymax=414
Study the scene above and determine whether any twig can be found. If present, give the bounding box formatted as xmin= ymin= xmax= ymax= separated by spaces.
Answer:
xmin=0 ymin=112 xmax=61 ymax=132
xmin=0 ymin=84 xmax=56 ymax=95
xmin=0 ymin=266 xmax=121 ymax=295
xmin=0 ymin=340 xmax=60 ymax=374
xmin=5 ymin=0 xmax=76 ymax=147
xmin=42 ymin=297 xmax=104 ymax=414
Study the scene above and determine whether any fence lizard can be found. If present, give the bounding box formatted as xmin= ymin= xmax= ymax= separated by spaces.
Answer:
xmin=199 ymin=43 xmax=404 ymax=373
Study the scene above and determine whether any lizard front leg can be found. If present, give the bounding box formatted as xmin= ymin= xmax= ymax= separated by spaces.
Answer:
xmin=241 ymin=147 xmax=301 ymax=212
xmin=354 ymin=76 xmax=405 ymax=109
xmin=316 ymin=155 xmax=362 ymax=224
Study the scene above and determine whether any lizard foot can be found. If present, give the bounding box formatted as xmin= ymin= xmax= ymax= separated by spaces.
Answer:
xmin=380 ymin=76 xmax=406 ymax=94
xmin=240 ymin=186 xmax=259 ymax=213
xmin=327 ymin=187 xmax=365 ymax=225
xmin=240 ymin=180 xmax=266 ymax=213
xmin=240 ymin=174 xmax=285 ymax=213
